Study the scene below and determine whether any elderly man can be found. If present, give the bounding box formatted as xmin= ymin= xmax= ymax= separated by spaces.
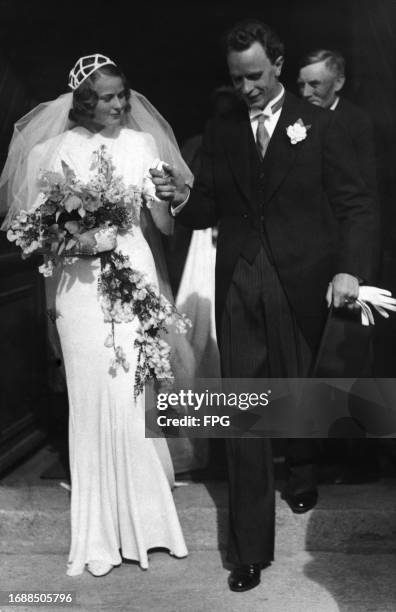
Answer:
xmin=151 ymin=20 xmax=379 ymax=592
xmin=298 ymin=49 xmax=380 ymax=483
xmin=297 ymin=49 xmax=377 ymax=195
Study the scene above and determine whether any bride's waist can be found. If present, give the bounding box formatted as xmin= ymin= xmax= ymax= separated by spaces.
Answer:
xmin=116 ymin=226 xmax=146 ymax=248
xmin=60 ymin=227 xmax=150 ymax=272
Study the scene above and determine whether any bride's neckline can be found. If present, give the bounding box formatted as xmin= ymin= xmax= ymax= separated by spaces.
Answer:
xmin=72 ymin=125 xmax=124 ymax=139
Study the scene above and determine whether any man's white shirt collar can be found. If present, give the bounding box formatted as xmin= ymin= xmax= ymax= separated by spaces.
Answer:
xmin=249 ymin=85 xmax=285 ymax=138
xmin=329 ymin=96 xmax=340 ymax=111
xmin=249 ymin=85 xmax=285 ymax=120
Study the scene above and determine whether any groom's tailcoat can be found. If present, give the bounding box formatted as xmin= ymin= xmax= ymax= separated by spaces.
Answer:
xmin=178 ymin=91 xmax=379 ymax=354
xmin=177 ymin=90 xmax=379 ymax=565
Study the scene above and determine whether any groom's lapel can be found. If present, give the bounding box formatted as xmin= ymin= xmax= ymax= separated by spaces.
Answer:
xmin=219 ymin=93 xmax=306 ymax=206
xmin=261 ymin=93 xmax=305 ymax=205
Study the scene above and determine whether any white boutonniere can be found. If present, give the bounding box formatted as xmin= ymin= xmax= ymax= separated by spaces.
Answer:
xmin=286 ymin=118 xmax=311 ymax=144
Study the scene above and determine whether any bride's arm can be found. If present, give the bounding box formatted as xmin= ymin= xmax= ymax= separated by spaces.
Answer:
xmin=142 ymin=134 xmax=174 ymax=236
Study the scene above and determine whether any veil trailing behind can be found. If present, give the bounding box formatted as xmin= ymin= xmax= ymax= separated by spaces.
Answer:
xmin=0 ymin=89 xmax=193 ymax=226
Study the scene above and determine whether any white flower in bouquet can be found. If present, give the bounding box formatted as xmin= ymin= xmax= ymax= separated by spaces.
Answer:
xmin=94 ymin=226 xmax=118 ymax=252
xmin=39 ymin=258 xmax=56 ymax=277
xmin=110 ymin=345 xmax=130 ymax=375
xmin=135 ymin=288 xmax=148 ymax=301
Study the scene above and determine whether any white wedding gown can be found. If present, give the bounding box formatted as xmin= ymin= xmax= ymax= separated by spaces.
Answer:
xmin=44 ymin=126 xmax=187 ymax=576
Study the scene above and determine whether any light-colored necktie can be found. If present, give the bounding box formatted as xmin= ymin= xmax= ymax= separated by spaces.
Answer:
xmin=253 ymin=93 xmax=285 ymax=159
xmin=256 ymin=114 xmax=270 ymax=159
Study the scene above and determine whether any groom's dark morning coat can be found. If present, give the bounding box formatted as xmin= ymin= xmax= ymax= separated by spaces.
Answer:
xmin=178 ymin=91 xmax=379 ymax=355
xmin=177 ymin=90 xmax=379 ymax=566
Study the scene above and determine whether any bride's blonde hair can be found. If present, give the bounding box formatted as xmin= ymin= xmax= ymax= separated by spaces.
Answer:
xmin=69 ymin=64 xmax=131 ymax=125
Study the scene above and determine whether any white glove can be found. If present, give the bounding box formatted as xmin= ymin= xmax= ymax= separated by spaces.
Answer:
xmin=356 ymin=286 xmax=396 ymax=326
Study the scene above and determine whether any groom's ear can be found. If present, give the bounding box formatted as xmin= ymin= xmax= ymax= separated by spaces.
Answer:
xmin=273 ymin=56 xmax=284 ymax=76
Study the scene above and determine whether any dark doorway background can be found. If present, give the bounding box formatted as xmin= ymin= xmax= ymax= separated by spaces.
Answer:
xmin=1 ymin=0 xmax=395 ymax=242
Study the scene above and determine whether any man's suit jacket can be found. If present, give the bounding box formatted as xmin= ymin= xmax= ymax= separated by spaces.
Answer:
xmin=333 ymin=97 xmax=377 ymax=198
xmin=177 ymin=91 xmax=379 ymax=353
xmin=313 ymin=97 xmax=379 ymax=377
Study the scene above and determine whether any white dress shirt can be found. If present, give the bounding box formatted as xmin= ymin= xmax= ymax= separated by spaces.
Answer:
xmin=249 ymin=84 xmax=285 ymax=139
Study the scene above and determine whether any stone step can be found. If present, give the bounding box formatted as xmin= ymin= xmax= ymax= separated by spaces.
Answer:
xmin=1 ymin=550 xmax=396 ymax=612
xmin=1 ymin=480 xmax=396 ymax=555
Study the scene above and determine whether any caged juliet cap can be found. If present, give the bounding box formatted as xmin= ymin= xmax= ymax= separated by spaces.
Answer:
xmin=68 ymin=53 xmax=116 ymax=90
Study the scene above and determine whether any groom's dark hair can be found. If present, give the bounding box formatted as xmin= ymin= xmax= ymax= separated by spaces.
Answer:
xmin=224 ymin=19 xmax=284 ymax=64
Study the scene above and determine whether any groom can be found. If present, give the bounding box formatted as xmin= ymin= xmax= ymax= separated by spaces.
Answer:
xmin=151 ymin=19 xmax=379 ymax=592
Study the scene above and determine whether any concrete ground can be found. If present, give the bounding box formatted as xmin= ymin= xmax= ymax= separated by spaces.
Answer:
xmin=1 ymin=446 xmax=396 ymax=612
xmin=1 ymin=550 xmax=396 ymax=612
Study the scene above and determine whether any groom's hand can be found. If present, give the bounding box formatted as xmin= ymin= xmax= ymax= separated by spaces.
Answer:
xmin=149 ymin=165 xmax=189 ymax=205
xmin=326 ymin=273 xmax=360 ymax=310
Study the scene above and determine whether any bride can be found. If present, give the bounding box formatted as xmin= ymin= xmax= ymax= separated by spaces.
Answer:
xmin=0 ymin=54 xmax=192 ymax=577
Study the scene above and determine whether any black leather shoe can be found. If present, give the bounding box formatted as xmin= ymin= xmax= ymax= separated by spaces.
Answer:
xmin=282 ymin=489 xmax=318 ymax=514
xmin=228 ymin=563 xmax=261 ymax=592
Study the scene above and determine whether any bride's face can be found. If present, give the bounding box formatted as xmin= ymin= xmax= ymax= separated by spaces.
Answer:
xmin=92 ymin=74 xmax=128 ymax=128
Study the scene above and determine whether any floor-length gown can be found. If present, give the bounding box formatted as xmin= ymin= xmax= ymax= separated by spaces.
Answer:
xmin=45 ymin=125 xmax=187 ymax=576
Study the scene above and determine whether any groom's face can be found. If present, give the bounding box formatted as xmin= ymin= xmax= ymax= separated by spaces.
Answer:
xmin=228 ymin=41 xmax=283 ymax=110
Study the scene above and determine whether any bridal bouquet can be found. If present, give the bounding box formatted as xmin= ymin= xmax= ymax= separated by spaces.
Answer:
xmin=7 ymin=145 xmax=190 ymax=396
xmin=7 ymin=145 xmax=142 ymax=275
